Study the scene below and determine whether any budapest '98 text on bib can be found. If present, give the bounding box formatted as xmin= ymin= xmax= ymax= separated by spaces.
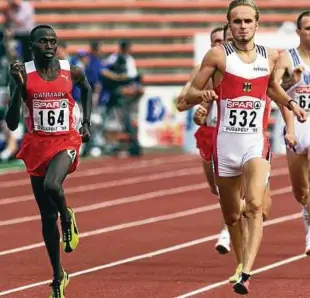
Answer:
xmin=33 ymin=99 xmax=69 ymax=133
xmin=223 ymin=99 xmax=265 ymax=134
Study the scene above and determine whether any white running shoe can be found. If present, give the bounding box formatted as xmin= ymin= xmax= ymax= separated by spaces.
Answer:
xmin=305 ymin=225 xmax=310 ymax=256
xmin=302 ymin=206 xmax=309 ymax=232
xmin=305 ymin=231 xmax=310 ymax=256
xmin=215 ymin=228 xmax=231 ymax=255
xmin=301 ymin=207 xmax=310 ymax=255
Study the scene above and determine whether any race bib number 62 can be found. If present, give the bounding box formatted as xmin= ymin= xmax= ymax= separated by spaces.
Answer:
xmin=33 ymin=99 xmax=69 ymax=132
xmin=295 ymin=85 xmax=310 ymax=113
xmin=223 ymin=100 xmax=264 ymax=133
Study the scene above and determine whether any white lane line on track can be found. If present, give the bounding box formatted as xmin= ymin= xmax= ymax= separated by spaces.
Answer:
xmin=176 ymin=254 xmax=305 ymax=297
xmin=0 ymin=204 xmax=220 ymax=256
xmin=0 ymin=185 xmax=299 ymax=256
xmin=0 ymin=182 xmax=207 ymax=226
xmin=0 ymin=155 xmax=198 ymax=187
xmin=0 ymin=165 xmax=290 ymax=207
xmin=0 ymin=180 xmax=293 ymax=227
xmin=0 ymin=211 xmax=301 ymax=296
xmin=0 ymin=166 xmax=202 ymax=206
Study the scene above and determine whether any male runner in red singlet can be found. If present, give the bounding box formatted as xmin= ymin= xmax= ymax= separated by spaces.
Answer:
xmin=5 ymin=25 xmax=92 ymax=298
xmin=183 ymin=0 xmax=307 ymax=295
xmin=271 ymin=11 xmax=310 ymax=255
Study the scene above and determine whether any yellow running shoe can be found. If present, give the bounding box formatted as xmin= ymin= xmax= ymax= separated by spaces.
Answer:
xmin=49 ymin=270 xmax=70 ymax=298
xmin=62 ymin=207 xmax=79 ymax=253
xmin=229 ymin=263 xmax=243 ymax=283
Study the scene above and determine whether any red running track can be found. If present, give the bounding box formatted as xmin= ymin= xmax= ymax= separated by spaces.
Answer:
xmin=0 ymin=153 xmax=307 ymax=297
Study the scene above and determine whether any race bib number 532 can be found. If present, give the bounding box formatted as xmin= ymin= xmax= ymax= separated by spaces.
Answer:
xmin=33 ymin=99 xmax=69 ymax=132
xmin=223 ymin=100 xmax=264 ymax=133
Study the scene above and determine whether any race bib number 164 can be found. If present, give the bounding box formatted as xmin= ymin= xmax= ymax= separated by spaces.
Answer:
xmin=33 ymin=99 xmax=69 ymax=133
xmin=223 ymin=100 xmax=264 ymax=134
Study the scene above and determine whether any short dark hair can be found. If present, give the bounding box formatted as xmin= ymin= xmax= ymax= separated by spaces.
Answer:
xmin=119 ymin=39 xmax=131 ymax=50
xmin=90 ymin=41 xmax=100 ymax=51
xmin=297 ymin=11 xmax=310 ymax=29
xmin=30 ymin=24 xmax=56 ymax=42
xmin=210 ymin=27 xmax=224 ymax=39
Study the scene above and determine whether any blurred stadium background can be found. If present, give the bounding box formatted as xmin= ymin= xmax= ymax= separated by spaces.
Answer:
xmin=0 ymin=0 xmax=308 ymax=168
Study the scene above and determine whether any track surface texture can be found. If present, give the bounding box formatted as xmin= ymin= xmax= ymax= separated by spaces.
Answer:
xmin=0 ymin=153 xmax=308 ymax=297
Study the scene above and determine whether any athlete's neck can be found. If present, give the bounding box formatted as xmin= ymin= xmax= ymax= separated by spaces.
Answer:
xmin=34 ymin=58 xmax=58 ymax=72
xmin=297 ymin=44 xmax=310 ymax=62
xmin=232 ymin=40 xmax=255 ymax=52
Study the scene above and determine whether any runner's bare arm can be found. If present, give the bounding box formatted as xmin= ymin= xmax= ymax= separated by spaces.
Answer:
xmin=281 ymin=65 xmax=305 ymax=92
xmin=71 ymin=65 xmax=92 ymax=124
xmin=269 ymin=51 xmax=295 ymax=133
xmin=5 ymin=62 xmax=26 ymax=131
xmin=267 ymin=49 xmax=307 ymax=122
xmin=281 ymin=74 xmax=297 ymax=91
xmin=176 ymin=65 xmax=213 ymax=111
xmin=267 ymin=49 xmax=296 ymax=107
xmin=183 ymin=47 xmax=220 ymax=105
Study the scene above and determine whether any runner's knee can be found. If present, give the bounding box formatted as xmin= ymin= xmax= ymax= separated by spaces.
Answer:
xmin=44 ymin=178 xmax=63 ymax=198
xmin=245 ymin=199 xmax=263 ymax=218
xmin=40 ymin=209 xmax=59 ymax=229
xmin=224 ymin=212 xmax=241 ymax=227
xmin=262 ymin=200 xmax=271 ymax=221
xmin=292 ymin=187 xmax=308 ymax=205
xmin=209 ymin=184 xmax=218 ymax=195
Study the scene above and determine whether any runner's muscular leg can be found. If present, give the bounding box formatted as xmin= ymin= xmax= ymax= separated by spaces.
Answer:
xmin=31 ymin=176 xmax=63 ymax=281
xmin=241 ymin=179 xmax=271 ymax=220
xmin=286 ymin=149 xmax=309 ymax=209
xmin=262 ymin=184 xmax=271 ymax=221
xmin=202 ymin=160 xmax=218 ymax=195
xmin=215 ymin=175 xmax=243 ymax=264
xmin=242 ymin=157 xmax=270 ymax=274
xmin=44 ymin=150 xmax=75 ymax=224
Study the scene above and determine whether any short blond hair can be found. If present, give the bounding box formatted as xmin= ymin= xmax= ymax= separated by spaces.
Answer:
xmin=227 ymin=0 xmax=260 ymax=22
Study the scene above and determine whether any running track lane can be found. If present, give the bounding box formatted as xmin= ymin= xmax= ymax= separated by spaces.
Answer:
xmin=0 ymin=173 xmax=291 ymax=250
xmin=0 ymin=154 xmax=306 ymax=297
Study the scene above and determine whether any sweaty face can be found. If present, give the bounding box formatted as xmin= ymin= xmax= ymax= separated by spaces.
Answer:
xmin=298 ymin=16 xmax=310 ymax=47
xmin=32 ymin=28 xmax=57 ymax=61
xmin=211 ymin=30 xmax=224 ymax=47
xmin=229 ymin=6 xmax=258 ymax=43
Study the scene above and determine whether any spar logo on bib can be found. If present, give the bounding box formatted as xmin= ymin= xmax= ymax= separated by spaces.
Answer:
xmin=226 ymin=100 xmax=261 ymax=110
xmin=33 ymin=100 xmax=61 ymax=109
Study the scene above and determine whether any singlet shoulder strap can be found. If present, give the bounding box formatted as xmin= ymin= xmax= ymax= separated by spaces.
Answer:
xmin=59 ymin=60 xmax=70 ymax=71
xmin=288 ymin=48 xmax=301 ymax=68
xmin=255 ymin=45 xmax=267 ymax=58
xmin=24 ymin=61 xmax=36 ymax=74
xmin=222 ymin=43 xmax=235 ymax=56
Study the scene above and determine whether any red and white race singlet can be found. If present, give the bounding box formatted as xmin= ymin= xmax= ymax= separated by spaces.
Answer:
xmin=213 ymin=44 xmax=271 ymax=177
xmin=16 ymin=60 xmax=82 ymax=177
xmin=23 ymin=60 xmax=80 ymax=135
